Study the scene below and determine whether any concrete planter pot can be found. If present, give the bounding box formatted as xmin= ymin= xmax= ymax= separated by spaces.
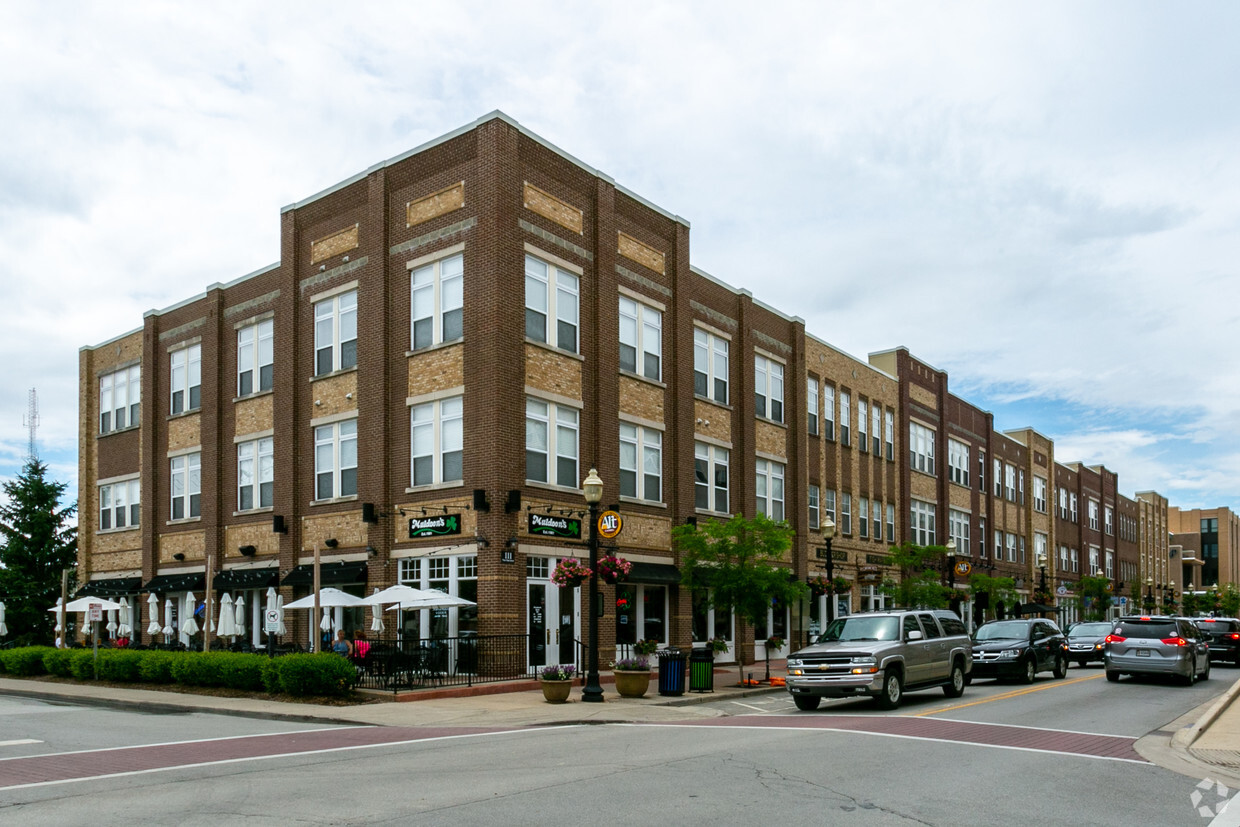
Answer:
xmin=614 ymin=670 xmax=652 ymax=698
xmin=541 ymin=679 xmax=573 ymax=703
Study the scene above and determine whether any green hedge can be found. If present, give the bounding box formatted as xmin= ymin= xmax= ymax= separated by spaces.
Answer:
xmin=0 ymin=646 xmax=53 ymax=676
xmin=262 ymin=653 xmax=356 ymax=697
xmin=69 ymin=650 xmax=97 ymax=681
xmin=96 ymin=650 xmax=144 ymax=682
xmin=42 ymin=648 xmax=75 ymax=677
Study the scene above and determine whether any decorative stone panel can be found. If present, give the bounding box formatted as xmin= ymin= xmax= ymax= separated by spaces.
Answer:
xmin=302 ymin=511 xmax=367 ymax=552
xmin=159 ymin=530 xmax=206 ymax=564
xmin=408 ymin=345 xmax=465 ymax=398
xmin=407 ymin=182 xmax=464 ymax=227
xmin=97 ymin=530 xmax=141 ymax=555
xmin=693 ymin=400 xmax=731 ymax=444
xmin=525 ymin=344 xmax=582 ymax=401
xmin=909 ymin=384 xmax=937 ymax=409
xmin=911 ymin=474 xmax=937 ymax=503
xmin=310 ymin=372 xmax=358 ymax=418
xmin=948 ymin=484 xmax=972 ymax=510
xmin=619 ymin=376 xmax=663 ymax=423
xmin=392 ymin=496 xmax=477 ymax=545
xmin=224 ymin=523 xmax=281 ymax=559
xmin=523 ymin=182 xmax=583 ymax=234
xmin=235 ymin=394 xmax=274 ymax=437
xmin=755 ymin=421 xmax=787 ymax=459
xmin=617 ymin=232 xmax=665 ymax=275
xmin=310 ymin=224 xmax=359 ymax=265
xmin=93 ymin=549 xmax=142 ymax=572
xmin=168 ymin=414 xmax=201 ymax=453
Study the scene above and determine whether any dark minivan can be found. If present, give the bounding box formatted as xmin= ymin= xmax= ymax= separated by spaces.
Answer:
xmin=1194 ymin=618 xmax=1240 ymax=665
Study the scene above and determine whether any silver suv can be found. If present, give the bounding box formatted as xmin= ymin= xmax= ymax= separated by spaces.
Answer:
xmin=786 ymin=610 xmax=972 ymax=710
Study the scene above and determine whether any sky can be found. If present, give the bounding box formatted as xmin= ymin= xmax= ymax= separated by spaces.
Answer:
xmin=1 ymin=1 xmax=1237 ymax=518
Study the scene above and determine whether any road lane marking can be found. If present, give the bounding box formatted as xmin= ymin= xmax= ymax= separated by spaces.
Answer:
xmin=0 ymin=740 xmax=41 ymax=747
xmin=914 ymin=673 xmax=1102 ymax=716
xmin=729 ymin=701 xmax=769 ymax=712
xmin=0 ymin=726 xmax=365 ymax=764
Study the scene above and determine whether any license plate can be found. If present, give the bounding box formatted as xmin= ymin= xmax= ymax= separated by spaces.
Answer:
xmin=1136 ymin=649 xmax=1150 ymax=657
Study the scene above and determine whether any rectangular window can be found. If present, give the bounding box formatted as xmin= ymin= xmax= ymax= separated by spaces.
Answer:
xmin=1019 ymin=535 xmax=1026 ymax=564
xmin=1070 ymin=493 xmax=1078 ymax=523
xmin=840 ymin=392 xmax=851 ymax=446
xmin=525 ymin=398 xmax=578 ymax=487
xmin=1006 ymin=533 xmax=1017 ymax=563
xmin=619 ymin=296 xmax=661 ymax=380
xmin=411 ymin=397 xmax=464 ymax=486
xmin=886 ymin=503 xmax=895 ymax=542
xmin=411 ymin=252 xmax=464 ymax=350
xmin=620 ymin=422 xmax=662 ymax=501
xmin=871 ymin=404 xmax=882 ymax=455
xmin=909 ymin=422 xmax=936 ymax=475
xmin=884 ymin=409 xmax=893 ymax=460
xmin=1035 ymin=533 xmax=1048 ymax=567
xmin=858 ymin=400 xmax=868 ymax=450
xmin=99 ymin=365 xmax=141 ymax=434
xmin=1089 ymin=547 xmax=1100 ymax=575
xmin=825 ymin=489 xmax=837 ymax=529
xmin=1059 ymin=545 xmax=1069 ymax=571
xmin=237 ymin=437 xmax=274 ymax=511
xmin=978 ymin=451 xmax=986 ymax=492
xmin=910 ymin=500 xmax=936 ymax=546
xmin=525 ymin=254 xmax=578 ymax=353
xmin=858 ymin=496 xmax=869 ymax=538
xmin=824 ymin=385 xmax=836 ymax=441
xmin=170 ymin=344 xmax=201 ymax=415
xmin=754 ymin=355 xmax=784 ymax=423
xmin=808 ymin=484 xmax=820 ymax=529
xmin=693 ymin=442 xmax=729 ymax=513
xmin=949 ymin=509 xmax=970 ymax=554
xmin=314 ymin=419 xmax=358 ymax=500
xmin=170 ymin=453 xmax=201 ymax=520
xmin=237 ymin=319 xmax=274 ymax=396
xmin=693 ymin=328 xmax=729 ymax=404
xmin=1071 ymin=548 xmax=1080 ymax=573
xmin=1089 ymin=500 xmax=1100 ymax=530
xmin=755 ymin=459 xmax=785 ymax=521
xmin=948 ymin=439 xmax=970 ymax=486
xmin=872 ymin=499 xmax=882 ymax=540
xmin=979 ymin=518 xmax=987 ymax=557
xmin=1059 ymin=487 xmax=1068 ymax=519
xmin=99 ymin=480 xmax=140 ymax=530
xmin=1105 ymin=550 xmax=1114 ymax=579
xmin=1034 ymin=476 xmax=1048 ymax=513
xmin=1018 ymin=470 xmax=1025 ymax=505
xmin=995 ymin=530 xmax=1003 ymax=561
xmin=807 ymin=379 xmax=819 ymax=436
xmin=994 ymin=459 xmax=1003 ymax=498
xmin=314 ymin=291 xmax=357 ymax=376
xmin=840 ymin=492 xmax=852 ymax=535
xmin=1005 ymin=464 xmax=1016 ymax=501
xmin=1104 ymin=505 xmax=1114 ymax=535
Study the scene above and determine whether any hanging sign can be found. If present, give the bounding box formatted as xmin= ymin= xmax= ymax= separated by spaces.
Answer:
xmin=408 ymin=514 xmax=461 ymax=539
xmin=954 ymin=561 xmax=972 ymax=577
xmin=598 ymin=511 xmax=623 ymax=539
xmin=528 ymin=513 xmax=581 ymax=539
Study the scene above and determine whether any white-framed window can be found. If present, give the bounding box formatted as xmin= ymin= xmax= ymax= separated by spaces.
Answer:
xmin=1089 ymin=546 xmax=1100 ymax=575
xmin=911 ymin=500 xmax=936 ymax=546
xmin=884 ymin=409 xmax=893 ymax=460
xmin=1006 ymin=533 xmax=1017 ymax=563
xmin=411 ymin=397 xmax=463 ymax=486
xmin=693 ymin=328 xmax=729 ymax=404
xmin=1035 ymin=533 xmax=1048 ymax=566
xmin=1005 ymin=464 xmax=1016 ymax=501
xmin=1034 ymin=476 xmax=1047 ymax=513
xmin=620 ymin=422 xmax=662 ymax=501
xmin=1088 ymin=500 xmax=1100 ymax=530
xmin=872 ymin=499 xmax=882 ymax=539
xmin=755 ymin=459 xmax=785 ymax=521
xmin=949 ymin=509 xmax=970 ymax=554
xmin=824 ymin=385 xmax=836 ymax=441
xmin=948 ymin=439 xmax=970 ymax=486
xmin=994 ymin=459 xmax=1002 ymax=498
xmin=1059 ymin=545 xmax=1069 ymax=571
xmin=99 ymin=479 xmax=140 ymax=530
xmin=1104 ymin=505 xmax=1114 ymax=535
xmin=619 ymin=296 xmax=661 ymax=380
xmin=99 ymin=365 xmax=141 ymax=434
xmin=1019 ymin=535 xmax=1026 ymax=564
xmin=754 ymin=355 xmax=784 ymax=423
xmin=525 ymin=397 xmax=578 ymax=487
xmin=170 ymin=344 xmax=201 ymax=415
xmin=840 ymin=392 xmax=851 ymax=446
xmin=825 ymin=488 xmax=837 ymax=527
xmin=1018 ymin=470 xmax=1025 ymax=505
xmin=525 ymin=253 xmax=578 ymax=353
xmin=886 ymin=503 xmax=895 ymax=542
xmin=237 ymin=437 xmax=274 ymax=511
xmin=1071 ymin=548 xmax=1080 ymax=573
xmin=237 ymin=318 xmax=274 ymax=396
xmin=909 ymin=422 xmax=936 ymax=475
xmin=170 ymin=452 xmax=201 ymax=520
xmin=978 ymin=451 xmax=986 ymax=492
xmin=1105 ymin=550 xmax=1114 ymax=579
xmin=694 ymin=442 xmax=729 ymax=513
xmin=995 ymin=530 xmax=1003 ymax=561
xmin=314 ymin=419 xmax=358 ymax=500
xmin=314 ymin=290 xmax=358 ymax=376
xmin=871 ymin=404 xmax=882 ymax=455
xmin=858 ymin=496 xmax=870 ymax=538
xmin=1070 ymin=493 xmax=1078 ymax=523
xmin=840 ymin=492 xmax=852 ymax=534
xmin=411 ymin=252 xmax=463 ymax=349
xmin=807 ymin=379 xmax=819 ymax=436
xmin=1059 ymin=487 xmax=1068 ymax=519
xmin=979 ymin=518 xmax=987 ymax=557
xmin=808 ymin=484 xmax=820 ymax=529
xmin=858 ymin=400 xmax=868 ymax=450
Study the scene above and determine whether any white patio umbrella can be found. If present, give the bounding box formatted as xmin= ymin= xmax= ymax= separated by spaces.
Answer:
xmin=320 ymin=607 xmax=333 ymax=634
xmin=181 ymin=592 xmax=199 ymax=636
xmin=392 ymin=592 xmax=477 ymax=610
xmin=362 ymin=584 xmax=444 ymax=606
xmin=106 ymin=608 xmax=118 ymax=635
xmin=162 ymin=598 xmax=174 ymax=639
xmin=265 ymin=587 xmax=278 ymax=638
xmin=369 ymin=589 xmax=385 ymax=634
xmin=0 ymin=601 xmax=7 ymax=637
xmin=47 ymin=597 xmax=123 ymax=613
xmin=147 ymin=593 xmax=161 ymax=636
xmin=276 ymin=594 xmax=286 ymax=635
xmin=118 ymin=598 xmax=132 ymax=637
xmin=234 ymin=594 xmax=247 ymax=637
xmin=284 ymin=588 xmax=367 ymax=609
xmin=217 ymin=594 xmax=236 ymax=638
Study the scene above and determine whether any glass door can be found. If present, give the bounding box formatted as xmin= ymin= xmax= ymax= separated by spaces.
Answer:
xmin=527 ymin=579 xmax=578 ymax=670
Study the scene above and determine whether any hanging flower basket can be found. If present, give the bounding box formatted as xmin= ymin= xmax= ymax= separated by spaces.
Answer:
xmin=551 ymin=557 xmax=591 ymax=589
xmin=596 ymin=554 xmax=632 ymax=584
xmin=831 ymin=577 xmax=852 ymax=595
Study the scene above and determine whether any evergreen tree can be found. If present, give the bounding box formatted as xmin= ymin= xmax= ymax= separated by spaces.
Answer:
xmin=0 ymin=458 xmax=77 ymax=646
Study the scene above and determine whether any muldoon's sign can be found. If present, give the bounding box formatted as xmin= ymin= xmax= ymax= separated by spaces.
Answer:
xmin=408 ymin=514 xmax=462 ymax=539
xmin=528 ymin=513 xmax=581 ymax=539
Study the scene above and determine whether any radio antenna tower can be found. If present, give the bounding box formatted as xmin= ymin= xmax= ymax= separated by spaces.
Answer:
xmin=23 ymin=387 xmax=39 ymax=460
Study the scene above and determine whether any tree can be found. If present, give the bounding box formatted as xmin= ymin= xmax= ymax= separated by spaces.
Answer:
xmin=1078 ymin=576 xmax=1113 ymax=621
xmin=0 ymin=458 xmax=77 ymax=646
xmin=1180 ymin=590 xmax=1200 ymax=617
xmin=1220 ymin=584 xmax=1240 ymax=618
xmin=879 ymin=542 xmax=951 ymax=610
xmin=673 ymin=513 xmax=807 ymax=685
xmin=969 ymin=573 xmax=1017 ymax=624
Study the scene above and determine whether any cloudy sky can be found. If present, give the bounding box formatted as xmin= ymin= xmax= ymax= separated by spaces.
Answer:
xmin=1 ymin=2 xmax=1237 ymax=517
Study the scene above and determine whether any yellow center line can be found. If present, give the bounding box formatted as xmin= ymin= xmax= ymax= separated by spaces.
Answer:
xmin=914 ymin=673 xmax=1103 ymax=716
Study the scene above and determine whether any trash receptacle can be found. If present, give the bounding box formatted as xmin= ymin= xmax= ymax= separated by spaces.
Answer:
xmin=689 ymin=647 xmax=715 ymax=692
xmin=657 ymin=648 xmax=687 ymax=696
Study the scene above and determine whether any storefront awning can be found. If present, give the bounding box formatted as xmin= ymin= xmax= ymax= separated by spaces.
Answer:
xmin=74 ymin=577 xmax=143 ymax=598
xmin=623 ymin=562 xmax=681 ymax=585
xmin=143 ymin=573 xmax=206 ymax=593
xmin=281 ymin=561 xmax=368 ymax=587
xmin=214 ymin=567 xmax=279 ymax=591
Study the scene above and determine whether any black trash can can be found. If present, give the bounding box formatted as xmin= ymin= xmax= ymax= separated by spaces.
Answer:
xmin=657 ymin=648 xmax=687 ymax=696
xmin=689 ymin=647 xmax=715 ymax=693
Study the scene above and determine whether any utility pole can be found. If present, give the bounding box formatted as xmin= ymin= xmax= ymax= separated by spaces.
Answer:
xmin=23 ymin=388 xmax=39 ymax=460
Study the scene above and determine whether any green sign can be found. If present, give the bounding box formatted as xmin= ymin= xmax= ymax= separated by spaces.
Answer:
xmin=409 ymin=514 xmax=461 ymax=539
xmin=528 ymin=513 xmax=581 ymax=539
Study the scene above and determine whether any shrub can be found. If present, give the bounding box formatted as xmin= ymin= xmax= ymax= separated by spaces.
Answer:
xmin=69 ymin=650 xmax=97 ymax=681
xmin=97 ymin=650 xmax=144 ymax=682
xmin=219 ymin=653 xmax=267 ymax=692
xmin=1 ymin=647 xmax=52 ymax=676
xmin=42 ymin=648 xmax=75 ymax=677
xmin=171 ymin=652 xmax=219 ymax=687
xmin=138 ymin=651 xmax=177 ymax=683
xmin=266 ymin=653 xmax=356 ymax=697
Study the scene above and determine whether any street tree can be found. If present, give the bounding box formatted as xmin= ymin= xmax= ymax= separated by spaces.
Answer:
xmin=1077 ymin=576 xmax=1113 ymax=621
xmin=879 ymin=542 xmax=951 ymax=610
xmin=969 ymin=572 xmax=1018 ymax=624
xmin=0 ymin=458 xmax=77 ymax=646
xmin=673 ymin=513 xmax=806 ymax=685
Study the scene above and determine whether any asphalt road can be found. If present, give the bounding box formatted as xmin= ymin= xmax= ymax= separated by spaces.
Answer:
xmin=0 ymin=664 xmax=1234 ymax=826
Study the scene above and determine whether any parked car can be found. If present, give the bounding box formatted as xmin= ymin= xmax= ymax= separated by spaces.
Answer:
xmin=1193 ymin=618 xmax=1240 ymax=666
xmin=1104 ymin=616 xmax=1210 ymax=685
xmin=785 ymin=609 xmax=972 ymax=711
xmin=1066 ymin=621 xmax=1114 ymax=667
xmin=969 ymin=618 xmax=1068 ymax=683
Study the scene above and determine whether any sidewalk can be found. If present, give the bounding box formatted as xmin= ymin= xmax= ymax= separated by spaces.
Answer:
xmin=1175 ymin=672 xmax=1240 ymax=782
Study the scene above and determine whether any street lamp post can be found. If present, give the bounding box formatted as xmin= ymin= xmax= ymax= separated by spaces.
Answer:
xmin=581 ymin=468 xmax=605 ymax=704
xmin=823 ymin=517 xmax=836 ymax=625
xmin=1145 ymin=577 xmax=1154 ymax=608
xmin=945 ymin=539 xmax=957 ymax=589
xmin=1036 ymin=550 xmax=1048 ymax=596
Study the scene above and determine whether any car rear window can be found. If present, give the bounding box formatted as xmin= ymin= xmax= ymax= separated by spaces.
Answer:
xmin=1196 ymin=619 xmax=1239 ymax=633
xmin=1069 ymin=623 xmax=1113 ymax=638
xmin=1114 ymin=620 xmax=1177 ymax=638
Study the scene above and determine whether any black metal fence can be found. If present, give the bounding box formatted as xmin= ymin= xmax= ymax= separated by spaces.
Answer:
xmin=352 ymin=634 xmax=534 ymax=692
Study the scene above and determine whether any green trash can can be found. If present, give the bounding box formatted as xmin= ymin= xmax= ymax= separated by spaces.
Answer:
xmin=689 ymin=647 xmax=715 ymax=693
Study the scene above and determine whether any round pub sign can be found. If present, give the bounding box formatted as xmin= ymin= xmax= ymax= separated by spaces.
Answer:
xmin=954 ymin=560 xmax=972 ymax=577
xmin=598 ymin=510 xmax=623 ymax=539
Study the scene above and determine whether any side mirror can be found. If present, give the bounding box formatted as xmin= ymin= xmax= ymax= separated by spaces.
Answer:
xmin=907 ymin=630 xmax=924 ymax=642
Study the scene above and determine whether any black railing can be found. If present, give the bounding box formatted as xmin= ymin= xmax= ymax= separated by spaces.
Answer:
xmin=353 ymin=634 xmax=532 ymax=693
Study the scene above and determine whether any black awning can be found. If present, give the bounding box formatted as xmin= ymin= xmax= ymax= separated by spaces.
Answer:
xmin=622 ymin=562 xmax=681 ymax=585
xmin=214 ymin=567 xmax=279 ymax=591
xmin=281 ymin=561 xmax=368 ymax=587
xmin=143 ymin=573 xmax=206 ymax=593
xmin=1012 ymin=602 xmax=1061 ymax=615
xmin=75 ymin=577 xmax=143 ymax=598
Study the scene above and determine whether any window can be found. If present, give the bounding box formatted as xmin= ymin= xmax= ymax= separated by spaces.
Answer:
xmin=1089 ymin=547 xmax=1100 ymax=576
xmin=754 ymin=355 xmax=784 ymax=423
xmin=949 ymin=509 xmax=970 ymax=556
xmin=1104 ymin=505 xmax=1114 ymax=535
xmin=840 ymin=492 xmax=852 ymax=534
xmin=840 ymin=392 xmax=851 ymax=446
xmin=948 ymin=439 xmax=970 ymax=486
xmin=886 ymin=503 xmax=895 ymax=543
xmin=978 ymin=451 xmax=986 ymax=492
xmin=884 ymin=409 xmax=893 ymax=460
xmin=1070 ymin=493 xmax=1078 ymax=523
xmin=808 ymin=484 xmax=820 ymax=529
xmin=994 ymin=459 xmax=1002 ymax=498
xmin=525 ymin=253 xmax=578 ymax=353
xmin=99 ymin=480 xmax=140 ymax=530
xmin=693 ymin=328 xmax=729 ymax=404
xmin=824 ymin=385 xmax=836 ymax=440
xmin=910 ymin=500 xmax=936 ymax=546
xmin=858 ymin=400 xmax=868 ymax=450
xmin=824 ymin=489 xmax=837 ymax=528
xmin=170 ymin=344 xmax=201 ymax=414
xmin=872 ymin=499 xmax=881 ymax=539
xmin=1059 ymin=487 xmax=1068 ymax=519
xmin=619 ymin=296 xmax=661 ymax=380
xmin=807 ymin=379 xmax=819 ymax=436
xmin=1019 ymin=470 xmax=1025 ymax=505
xmin=1071 ymin=548 xmax=1080 ymax=573
xmin=411 ymin=252 xmax=463 ymax=349
xmin=1088 ymin=500 xmax=1100 ymax=530
xmin=995 ymin=530 xmax=1003 ymax=561
xmin=909 ymin=422 xmax=936 ymax=474
xmin=1035 ymin=533 xmax=1048 ymax=567
xmin=755 ymin=459 xmax=785 ymax=521
xmin=411 ymin=397 xmax=463 ymax=486
xmin=99 ymin=365 xmax=141 ymax=433
xmin=1059 ymin=545 xmax=1069 ymax=571
xmin=871 ymin=404 xmax=881 ymax=455
xmin=620 ymin=423 xmax=662 ymax=501
xmin=979 ymin=518 xmax=987 ymax=557
xmin=237 ymin=437 xmax=274 ymax=511
xmin=1006 ymin=533 xmax=1017 ymax=563
xmin=1034 ymin=476 xmax=1047 ymax=513
xmin=694 ymin=442 xmax=729 ymax=513
xmin=525 ymin=398 xmax=578 ymax=487
xmin=237 ymin=319 xmax=274 ymax=396
xmin=858 ymin=496 xmax=869 ymax=538
xmin=1004 ymin=464 xmax=1016 ymax=501
xmin=1019 ymin=535 xmax=1026 ymax=564
xmin=170 ymin=453 xmax=201 ymax=520
xmin=314 ymin=419 xmax=357 ymax=500
xmin=1105 ymin=550 xmax=1114 ymax=579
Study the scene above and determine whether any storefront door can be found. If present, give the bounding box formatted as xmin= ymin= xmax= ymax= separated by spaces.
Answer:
xmin=528 ymin=581 xmax=578 ymax=670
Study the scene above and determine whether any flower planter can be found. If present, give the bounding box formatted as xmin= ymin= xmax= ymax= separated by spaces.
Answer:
xmin=613 ymin=670 xmax=652 ymax=698
xmin=541 ymin=679 xmax=573 ymax=703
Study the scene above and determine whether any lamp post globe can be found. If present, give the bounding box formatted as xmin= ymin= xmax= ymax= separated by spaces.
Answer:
xmin=945 ymin=538 xmax=957 ymax=589
xmin=581 ymin=468 xmax=605 ymax=703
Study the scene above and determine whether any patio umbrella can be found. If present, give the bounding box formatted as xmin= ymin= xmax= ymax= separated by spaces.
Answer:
xmin=0 ymin=601 xmax=7 ymax=637
xmin=320 ymin=607 xmax=333 ymax=634
xmin=362 ymin=584 xmax=443 ymax=606
xmin=162 ymin=598 xmax=174 ymax=638
xmin=106 ymin=608 xmax=118 ymax=635
xmin=47 ymin=597 xmax=123 ymax=613
xmin=217 ymin=594 xmax=236 ymax=638
xmin=147 ymin=593 xmax=161 ymax=636
xmin=181 ymin=593 xmax=199 ymax=636
xmin=265 ymin=587 xmax=277 ymax=639
xmin=234 ymin=594 xmax=246 ymax=637
xmin=284 ymin=588 xmax=367 ymax=609
xmin=369 ymin=589 xmax=385 ymax=634
xmin=118 ymin=598 xmax=132 ymax=637
xmin=392 ymin=592 xmax=477 ymax=610
xmin=276 ymin=594 xmax=286 ymax=635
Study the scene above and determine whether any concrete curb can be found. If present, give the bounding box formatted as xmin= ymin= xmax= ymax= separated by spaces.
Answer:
xmin=1173 ymin=676 xmax=1240 ymax=753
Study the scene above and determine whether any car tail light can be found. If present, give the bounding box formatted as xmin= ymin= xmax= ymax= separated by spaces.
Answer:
xmin=1160 ymin=637 xmax=1188 ymax=646
xmin=1228 ymin=633 xmax=1240 ymax=641
xmin=1105 ymin=634 xmax=1126 ymax=643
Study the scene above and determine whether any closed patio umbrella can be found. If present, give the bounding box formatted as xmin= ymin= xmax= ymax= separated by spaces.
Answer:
xmin=0 ymin=601 xmax=7 ymax=637
xmin=217 ymin=594 xmax=236 ymax=638
xmin=320 ymin=607 xmax=333 ymax=635
xmin=181 ymin=593 xmax=199 ymax=637
xmin=369 ymin=589 xmax=385 ymax=634
xmin=118 ymin=598 xmax=132 ymax=637
xmin=106 ymin=608 xmax=118 ymax=636
xmin=147 ymin=593 xmax=161 ymax=636
xmin=162 ymin=599 xmax=174 ymax=639
xmin=276 ymin=594 xmax=286 ymax=636
xmin=234 ymin=594 xmax=246 ymax=637
xmin=265 ymin=587 xmax=277 ymax=639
